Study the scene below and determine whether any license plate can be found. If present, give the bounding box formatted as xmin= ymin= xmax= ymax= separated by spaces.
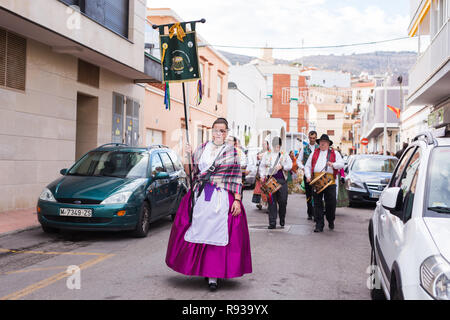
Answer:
xmin=370 ymin=192 xmax=380 ymax=199
xmin=60 ymin=208 xmax=92 ymax=217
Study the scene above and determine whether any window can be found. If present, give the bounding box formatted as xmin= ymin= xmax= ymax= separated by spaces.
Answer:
xmin=167 ymin=150 xmax=183 ymax=171
xmin=390 ymin=147 xmax=416 ymax=187
xmin=207 ymin=66 xmax=211 ymax=97
xmin=78 ymin=59 xmax=99 ymax=88
xmin=352 ymin=158 xmax=398 ymax=173
xmin=150 ymin=153 xmax=165 ymax=176
xmin=217 ymin=75 xmax=223 ymax=103
xmin=327 ymin=130 xmax=335 ymax=136
xmin=145 ymin=22 xmax=160 ymax=59
xmin=0 ymin=29 xmax=26 ymax=91
xmin=60 ymin=0 xmax=129 ymax=38
xmin=327 ymin=114 xmax=335 ymax=120
xmin=282 ymin=87 xmax=290 ymax=105
xmin=68 ymin=151 xmax=148 ymax=178
xmin=437 ymin=0 xmax=447 ymax=30
xmin=112 ymin=94 xmax=139 ymax=146
xmin=112 ymin=93 xmax=124 ymax=143
xmin=160 ymin=152 xmax=175 ymax=173
xmin=400 ymin=149 xmax=421 ymax=222
xmin=426 ymin=147 xmax=450 ymax=217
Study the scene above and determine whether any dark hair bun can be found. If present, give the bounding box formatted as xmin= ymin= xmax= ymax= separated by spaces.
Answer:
xmin=212 ymin=117 xmax=229 ymax=129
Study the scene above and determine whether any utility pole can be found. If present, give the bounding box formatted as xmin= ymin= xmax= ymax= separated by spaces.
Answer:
xmin=383 ymin=74 xmax=388 ymax=156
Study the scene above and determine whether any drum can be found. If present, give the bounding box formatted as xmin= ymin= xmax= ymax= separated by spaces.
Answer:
xmin=261 ymin=176 xmax=282 ymax=195
xmin=310 ymin=172 xmax=334 ymax=194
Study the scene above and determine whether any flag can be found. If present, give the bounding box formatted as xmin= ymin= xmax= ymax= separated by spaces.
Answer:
xmin=387 ymin=105 xmax=401 ymax=119
xmin=158 ymin=23 xmax=200 ymax=83
xmin=164 ymin=82 xmax=170 ymax=110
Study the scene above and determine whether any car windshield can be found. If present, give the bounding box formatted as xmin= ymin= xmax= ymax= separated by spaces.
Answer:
xmin=352 ymin=157 xmax=398 ymax=173
xmin=68 ymin=151 xmax=148 ymax=179
xmin=427 ymin=147 xmax=450 ymax=216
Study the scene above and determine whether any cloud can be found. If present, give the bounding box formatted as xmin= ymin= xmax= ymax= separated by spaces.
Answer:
xmin=146 ymin=0 xmax=416 ymax=59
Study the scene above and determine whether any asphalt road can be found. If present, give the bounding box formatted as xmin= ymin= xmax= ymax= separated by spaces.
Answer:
xmin=0 ymin=190 xmax=374 ymax=300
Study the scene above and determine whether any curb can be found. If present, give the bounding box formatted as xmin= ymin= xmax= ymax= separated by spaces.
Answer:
xmin=0 ymin=224 xmax=41 ymax=239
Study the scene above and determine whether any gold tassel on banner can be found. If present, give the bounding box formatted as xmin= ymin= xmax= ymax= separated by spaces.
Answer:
xmin=168 ymin=23 xmax=186 ymax=42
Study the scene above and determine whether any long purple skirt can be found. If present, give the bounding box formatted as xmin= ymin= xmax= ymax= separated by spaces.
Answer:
xmin=165 ymin=190 xmax=252 ymax=279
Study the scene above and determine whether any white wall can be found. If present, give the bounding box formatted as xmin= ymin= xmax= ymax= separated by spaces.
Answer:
xmin=228 ymin=64 xmax=269 ymax=149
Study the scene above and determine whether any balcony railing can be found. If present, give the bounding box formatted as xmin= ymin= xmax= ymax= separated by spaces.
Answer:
xmin=409 ymin=19 xmax=450 ymax=104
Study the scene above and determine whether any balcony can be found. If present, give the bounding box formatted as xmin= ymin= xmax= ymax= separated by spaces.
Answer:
xmin=408 ymin=20 xmax=450 ymax=106
xmin=217 ymin=93 xmax=223 ymax=104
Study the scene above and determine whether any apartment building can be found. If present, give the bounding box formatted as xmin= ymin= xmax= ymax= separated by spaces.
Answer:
xmin=407 ymin=0 xmax=450 ymax=131
xmin=0 ymin=0 xmax=161 ymax=213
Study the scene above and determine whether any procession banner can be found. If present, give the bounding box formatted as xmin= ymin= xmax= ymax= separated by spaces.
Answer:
xmin=159 ymin=23 xmax=201 ymax=83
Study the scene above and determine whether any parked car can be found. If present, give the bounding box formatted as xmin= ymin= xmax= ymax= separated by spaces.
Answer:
xmin=345 ymin=155 xmax=398 ymax=206
xmin=37 ymin=144 xmax=188 ymax=237
xmin=369 ymin=131 xmax=450 ymax=300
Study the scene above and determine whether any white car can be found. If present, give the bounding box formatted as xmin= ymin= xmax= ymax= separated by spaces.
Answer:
xmin=368 ymin=130 xmax=450 ymax=300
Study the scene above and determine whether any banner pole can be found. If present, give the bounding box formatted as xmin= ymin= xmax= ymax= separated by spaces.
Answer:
xmin=182 ymin=82 xmax=194 ymax=223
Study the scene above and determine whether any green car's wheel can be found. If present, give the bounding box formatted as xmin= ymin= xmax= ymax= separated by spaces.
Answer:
xmin=133 ymin=201 xmax=151 ymax=238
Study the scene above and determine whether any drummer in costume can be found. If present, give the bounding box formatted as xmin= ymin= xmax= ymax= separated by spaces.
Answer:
xmin=260 ymin=137 xmax=293 ymax=229
xmin=165 ymin=117 xmax=252 ymax=291
xmin=304 ymin=134 xmax=344 ymax=233
xmin=297 ymin=131 xmax=319 ymax=221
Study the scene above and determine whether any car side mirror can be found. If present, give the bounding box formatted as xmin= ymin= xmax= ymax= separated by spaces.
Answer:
xmin=154 ymin=171 xmax=169 ymax=180
xmin=380 ymin=187 xmax=403 ymax=215
xmin=60 ymin=168 xmax=68 ymax=175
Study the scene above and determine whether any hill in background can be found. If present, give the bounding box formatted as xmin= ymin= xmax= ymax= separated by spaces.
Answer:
xmin=220 ymin=50 xmax=417 ymax=77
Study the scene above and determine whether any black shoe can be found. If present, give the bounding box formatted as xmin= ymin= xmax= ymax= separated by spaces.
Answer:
xmin=307 ymin=216 xmax=312 ymax=221
xmin=208 ymin=282 xmax=218 ymax=292
xmin=313 ymin=227 xmax=323 ymax=233
xmin=256 ymin=204 xmax=262 ymax=210
xmin=268 ymin=225 xmax=276 ymax=230
xmin=329 ymin=222 xmax=334 ymax=230
xmin=280 ymin=220 xmax=285 ymax=227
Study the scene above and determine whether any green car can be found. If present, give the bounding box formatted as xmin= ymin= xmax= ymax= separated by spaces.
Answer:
xmin=37 ymin=144 xmax=188 ymax=237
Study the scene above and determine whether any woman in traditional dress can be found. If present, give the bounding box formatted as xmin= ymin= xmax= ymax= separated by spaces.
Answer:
xmin=165 ymin=117 xmax=252 ymax=291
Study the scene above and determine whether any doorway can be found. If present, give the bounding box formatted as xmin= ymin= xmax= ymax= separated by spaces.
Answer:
xmin=76 ymin=93 xmax=98 ymax=160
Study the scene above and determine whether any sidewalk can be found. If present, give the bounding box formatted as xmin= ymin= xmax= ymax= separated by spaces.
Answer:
xmin=0 ymin=208 xmax=40 ymax=236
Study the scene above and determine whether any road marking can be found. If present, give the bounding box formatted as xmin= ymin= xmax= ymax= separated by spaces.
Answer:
xmin=0 ymin=248 xmax=108 ymax=256
xmin=0 ymin=248 xmax=115 ymax=300
xmin=1 ymin=266 xmax=68 ymax=275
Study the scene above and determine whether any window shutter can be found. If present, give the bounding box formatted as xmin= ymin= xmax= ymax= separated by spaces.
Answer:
xmin=104 ymin=0 xmax=129 ymax=38
xmin=6 ymin=32 xmax=26 ymax=91
xmin=0 ymin=29 xmax=6 ymax=87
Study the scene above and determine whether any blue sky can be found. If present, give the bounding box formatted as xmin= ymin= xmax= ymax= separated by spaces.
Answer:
xmin=147 ymin=0 xmax=416 ymax=59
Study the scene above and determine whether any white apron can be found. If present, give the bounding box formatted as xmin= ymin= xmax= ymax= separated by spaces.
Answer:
xmin=184 ymin=142 xmax=230 ymax=246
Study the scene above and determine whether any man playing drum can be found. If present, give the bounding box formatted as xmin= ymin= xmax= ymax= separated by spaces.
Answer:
xmin=304 ymin=134 xmax=344 ymax=233
xmin=260 ymin=137 xmax=293 ymax=229
xmin=297 ymin=131 xmax=319 ymax=221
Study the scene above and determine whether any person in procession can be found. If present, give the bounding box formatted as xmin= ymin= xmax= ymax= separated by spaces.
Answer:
xmin=165 ymin=117 xmax=252 ymax=291
xmin=260 ymin=136 xmax=293 ymax=229
xmin=253 ymin=140 xmax=271 ymax=211
xmin=304 ymin=134 xmax=345 ymax=233
xmin=297 ymin=131 xmax=319 ymax=221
